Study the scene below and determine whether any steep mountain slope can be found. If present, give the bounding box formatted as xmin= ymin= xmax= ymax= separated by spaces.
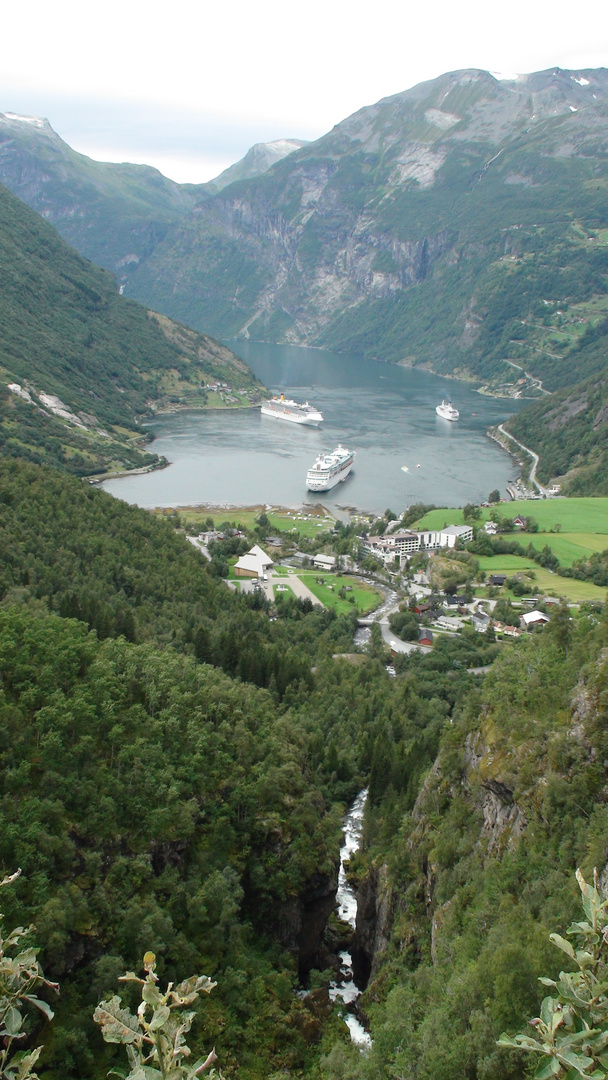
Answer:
xmin=0 ymin=183 xmax=263 ymax=476
xmin=0 ymin=110 xmax=204 ymax=273
xmin=505 ymin=363 xmax=608 ymax=493
xmin=4 ymin=70 xmax=608 ymax=394
xmin=205 ymin=138 xmax=309 ymax=192
xmin=319 ymin=608 xmax=608 ymax=1080
xmin=124 ymin=67 xmax=608 ymax=388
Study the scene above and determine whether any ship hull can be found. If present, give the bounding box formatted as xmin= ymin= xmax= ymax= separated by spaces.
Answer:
xmin=306 ymin=457 xmax=354 ymax=491
xmin=261 ymin=404 xmax=322 ymax=427
xmin=436 ymin=404 xmax=459 ymax=421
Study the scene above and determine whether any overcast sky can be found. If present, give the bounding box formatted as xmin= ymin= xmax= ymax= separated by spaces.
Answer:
xmin=2 ymin=0 xmax=607 ymax=183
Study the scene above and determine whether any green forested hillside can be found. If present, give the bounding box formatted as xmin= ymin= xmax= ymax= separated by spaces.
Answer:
xmin=0 ymin=458 xmax=486 ymax=1078
xmin=0 ymin=183 xmax=262 ymax=476
xmin=318 ymin=606 xmax=608 ymax=1080
xmin=2 ymin=465 xmax=608 ymax=1080
xmin=505 ymin=359 xmax=608 ymax=493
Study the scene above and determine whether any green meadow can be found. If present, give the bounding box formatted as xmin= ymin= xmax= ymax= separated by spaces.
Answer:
xmin=175 ymin=505 xmax=335 ymax=537
xmin=295 ymin=572 xmax=381 ymax=615
xmin=477 ymin=556 xmax=607 ymax=603
xmin=413 ymin=497 xmax=608 ymax=534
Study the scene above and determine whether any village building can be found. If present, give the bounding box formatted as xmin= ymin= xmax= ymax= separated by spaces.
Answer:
xmin=234 ymin=544 xmax=273 ymax=578
xmin=419 ymin=628 xmax=433 ymax=647
xmin=313 ymin=553 xmax=337 ymax=571
xmin=484 ymin=521 xmax=498 ymax=535
xmin=488 ymin=574 xmax=507 ymax=586
xmin=434 ymin=615 xmax=466 ymax=631
xmin=358 ymin=524 xmax=473 ymax=567
xmin=416 ymin=524 xmax=474 ymax=549
xmin=521 ymin=610 xmax=550 ymax=629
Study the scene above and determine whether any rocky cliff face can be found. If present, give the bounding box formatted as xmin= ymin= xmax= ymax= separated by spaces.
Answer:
xmin=352 ymin=861 xmax=393 ymax=986
xmin=274 ymin=870 xmax=338 ymax=976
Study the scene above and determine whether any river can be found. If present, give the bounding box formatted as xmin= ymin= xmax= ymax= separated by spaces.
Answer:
xmin=329 ymin=789 xmax=371 ymax=1048
xmin=102 ymin=341 xmax=525 ymax=515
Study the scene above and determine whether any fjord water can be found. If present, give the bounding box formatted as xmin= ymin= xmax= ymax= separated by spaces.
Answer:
xmin=103 ymin=342 xmax=524 ymax=514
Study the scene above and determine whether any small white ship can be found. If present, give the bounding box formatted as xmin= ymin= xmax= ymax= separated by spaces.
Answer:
xmin=261 ymin=393 xmax=323 ymax=426
xmin=306 ymin=446 xmax=356 ymax=491
xmin=436 ymin=399 xmax=460 ymax=421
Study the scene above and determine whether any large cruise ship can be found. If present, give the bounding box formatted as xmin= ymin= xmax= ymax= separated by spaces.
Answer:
xmin=306 ymin=446 xmax=356 ymax=491
xmin=436 ymin=399 xmax=460 ymax=421
xmin=261 ymin=393 xmax=323 ymax=426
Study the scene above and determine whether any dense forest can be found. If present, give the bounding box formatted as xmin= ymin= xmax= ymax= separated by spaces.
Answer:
xmin=318 ymin=604 xmax=608 ymax=1080
xmin=0 ymin=457 xmax=502 ymax=1078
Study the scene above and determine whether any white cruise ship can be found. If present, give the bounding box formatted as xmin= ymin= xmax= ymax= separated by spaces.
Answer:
xmin=306 ymin=446 xmax=355 ymax=491
xmin=436 ymin=399 xmax=460 ymax=421
xmin=261 ymin=393 xmax=323 ymax=426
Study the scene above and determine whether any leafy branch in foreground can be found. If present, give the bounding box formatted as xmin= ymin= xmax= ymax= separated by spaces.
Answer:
xmin=0 ymin=870 xmax=59 ymax=1080
xmin=498 ymin=869 xmax=608 ymax=1078
xmin=94 ymin=951 xmax=219 ymax=1080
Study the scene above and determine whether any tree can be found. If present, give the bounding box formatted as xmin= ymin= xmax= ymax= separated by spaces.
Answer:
xmin=94 ymin=951 xmax=218 ymax=1080
xmin=463 ymin=503 xmax=482 ymax=522
xmin=0 ymin=870 xmax=59 ymax=1080
xmin=489 ymin=489 xmax=500 ymax=503
xmin=498 ymin=870 xmax=608 ymax=1079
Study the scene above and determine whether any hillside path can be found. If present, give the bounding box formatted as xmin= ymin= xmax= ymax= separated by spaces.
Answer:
xmin=497 ymin=424 xmax=549 ymax=496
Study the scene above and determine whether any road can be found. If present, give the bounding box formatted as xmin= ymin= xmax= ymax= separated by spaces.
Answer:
xmin=497 ymin=424 xmax=549 ymax=497
xmin=187 ymin=536 xmax=211 ymax=560
xmin=364 ymin=593 xmax=432 ymax=655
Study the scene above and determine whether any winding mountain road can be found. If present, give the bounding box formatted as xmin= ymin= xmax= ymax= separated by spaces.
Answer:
xmin=497 ymin=424 xmax=548 ymax=496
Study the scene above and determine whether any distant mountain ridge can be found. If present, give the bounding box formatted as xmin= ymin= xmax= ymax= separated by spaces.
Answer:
xmin=205 ymin=138 xmax=308 ymax=192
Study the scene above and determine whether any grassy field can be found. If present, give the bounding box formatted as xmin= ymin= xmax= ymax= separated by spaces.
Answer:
xmin=296 ymin=573 xmax=381 ymax=615
xmin=477 ymin=555 xmax=607 ymax=603
xmin=175 ymin=505 xmax=335 ymax=538
xmin=413 ymin=498 xmax=608 ymax=534
xmin=523 ymin=532 xmax=608 ymax=567
xmin=478 ymin=555 xmax=538 ymax=571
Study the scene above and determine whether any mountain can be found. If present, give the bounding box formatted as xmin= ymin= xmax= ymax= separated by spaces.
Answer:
xmin=4 ymin=71 xmax=608 ymax=492
xmin=205 ymin=138 xmax=309 ymax=192
xmin=3 ymin=70 xmax=608 ymax=392
xmin=0 ymin=182 xmax=263 ymax=476
xmin=0 ymin=110 xmax=205 ymax=275
xmin=127 ymin=66 xmax=608 ymax=387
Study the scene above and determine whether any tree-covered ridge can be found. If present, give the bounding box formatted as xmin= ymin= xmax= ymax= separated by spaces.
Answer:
xmin=0 ymin=605 xmax=341 ymax=1078
xmin=0 ymin=457 xmax=511 ymax=1077
xmin=319 ymin=606 xmax=608 ymax=1080
xmin=505 ymin=364 xmax=608 ymax=494
xmin=0 ymin=184 xmax=262 ymax=477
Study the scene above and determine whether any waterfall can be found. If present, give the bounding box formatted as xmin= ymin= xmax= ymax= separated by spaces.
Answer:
xmin=329 ymin=788 xmax=372 ymax=1048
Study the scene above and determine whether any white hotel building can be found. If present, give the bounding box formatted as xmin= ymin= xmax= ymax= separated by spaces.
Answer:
xmin=359 ymin=524 xmax=474 ymax=567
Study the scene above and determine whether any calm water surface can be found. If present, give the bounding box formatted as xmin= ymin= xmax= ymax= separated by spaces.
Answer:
xmin=102 ymin=342 xmax=525 ymax=515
